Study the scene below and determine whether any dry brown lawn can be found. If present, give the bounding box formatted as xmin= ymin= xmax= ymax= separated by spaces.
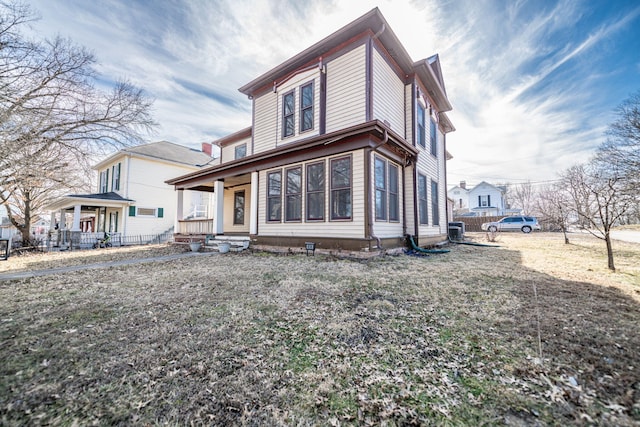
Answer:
xmin=0 ymin=233 xmax=638 ymax=426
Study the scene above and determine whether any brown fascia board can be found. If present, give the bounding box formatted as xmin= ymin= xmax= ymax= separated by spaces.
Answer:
xmin=212 ymin=126 xmax=252 ymax=147
xmin=238 ymin=8 xmax=415 ymax=97
xmin=166 ymin=120 xmax=417 ymax=187
xmin=414 ymin=59 xmax=452 ymax=113
xmin=439 ymin=112 xmax=456 ymax=133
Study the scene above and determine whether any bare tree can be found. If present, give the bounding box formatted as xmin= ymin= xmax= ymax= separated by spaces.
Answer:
xmin=536 ymin=183 xmax=572 ymax=243
xmin=562 ymin=163 xmax=633 ymax=271
xmin=0 ymin=1 xmax=156 ymax=244
xmin=510 ymin=181 xmax=534 ymax=215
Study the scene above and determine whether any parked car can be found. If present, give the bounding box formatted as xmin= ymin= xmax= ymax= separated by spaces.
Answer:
xmin=481 ymin=216 xmax=541 ymax=233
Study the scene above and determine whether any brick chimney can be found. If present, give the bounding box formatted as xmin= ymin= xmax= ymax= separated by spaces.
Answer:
xmin=460 ymin=181 xmax=466 ymax=190
xmin=201 ymin=142 xmax=212 ymax=156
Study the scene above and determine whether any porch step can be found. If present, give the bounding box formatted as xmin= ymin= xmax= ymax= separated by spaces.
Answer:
xmin=204 ymin=235 xmax=250 ymax=253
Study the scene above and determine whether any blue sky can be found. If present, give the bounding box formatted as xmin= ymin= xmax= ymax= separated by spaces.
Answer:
xmin=26 ymin=0 xmax=640 ymax=187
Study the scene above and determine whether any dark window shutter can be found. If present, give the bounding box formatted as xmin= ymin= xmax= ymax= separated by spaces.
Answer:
xmin=157 ymin=208 xmax=164 ymax=218
xmin=478 ymin=195 xmax=481 ymax=206
xmin=488 ymin=195 xmax=491 ymax=206
xmin=129 ymin=206 xmax=136 ymax=217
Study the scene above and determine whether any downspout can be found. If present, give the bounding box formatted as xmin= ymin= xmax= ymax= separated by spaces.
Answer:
xmin=367 ymin=129 xmax=389 ymax=250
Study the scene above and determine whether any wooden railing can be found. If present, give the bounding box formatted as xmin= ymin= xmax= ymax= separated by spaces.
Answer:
xmin=177 ymin=219 xmax=214 ymax=235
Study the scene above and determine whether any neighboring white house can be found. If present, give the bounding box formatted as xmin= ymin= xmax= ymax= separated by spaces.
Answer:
xmin=45 ymin=141 xmax=215 ymax=245
xmin=167 ymin=8 xmax=455 ymax=250
xmin=468 ymin=181 xmax=506 ymax=216
xmin=449 ymin=181 xmax=470 ymax=215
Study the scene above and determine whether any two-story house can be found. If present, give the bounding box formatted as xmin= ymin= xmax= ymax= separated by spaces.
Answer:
xmin=46 ymin=141 xmax=214 ymax=247
xmin=449 ymin=181 xmax=470 ymax=215
xmin=467 ymin=181 xmax=506 ymax=216
xmin=167 ymin=8 xmax=455 ymax=250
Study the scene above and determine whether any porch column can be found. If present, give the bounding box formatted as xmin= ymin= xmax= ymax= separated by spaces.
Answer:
xmin=49 ymin=211 xmax=55 ymax=231
xmin=213 ymin=180 xmax=224 ymax=235
xmin=250 ymin=171 xmax=258 ymax=235
xmin=175 ymin=189 xmax=184 ymax=233
xmin=59 ymin=209 xmax=66 ymax=229
xmin=71 ymin=204 xmax=82 ymax=231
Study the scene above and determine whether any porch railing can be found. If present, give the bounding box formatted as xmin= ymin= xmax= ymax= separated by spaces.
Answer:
xmin=177 ymin=219 xmax=214 ymax=235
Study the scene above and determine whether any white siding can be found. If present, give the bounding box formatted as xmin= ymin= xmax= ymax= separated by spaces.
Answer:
xmin=372 ymin=48 xmax=405 ymax=135
xmin=258 ymin=150 xmax=366 ymax=239
xmin=123 ymin=157 xmax=200 ymax=237
xmin=221 ymin=136 xmax=251 ymax=163
xmin=325 ymin=44 xmax=367 ymax=133
xmin=404 ymin=166 xmax=415 ymax=234
xmin=405 ymin=84 xmax=414 ymax=144
xmin=253 ymin=90 xmax=278 ymax=155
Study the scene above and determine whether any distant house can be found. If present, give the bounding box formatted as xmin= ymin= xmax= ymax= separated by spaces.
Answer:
xmin=449 ymin=181 xmax=470 ymax=215
xmin=45 ymin=141 xmax=215 ymax=247
xmin=167 ymin=8 xmax=455 ymax=250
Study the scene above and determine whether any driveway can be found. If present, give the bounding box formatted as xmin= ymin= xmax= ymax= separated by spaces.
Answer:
xmin=610 ymin=229 xmax=640 ymax=244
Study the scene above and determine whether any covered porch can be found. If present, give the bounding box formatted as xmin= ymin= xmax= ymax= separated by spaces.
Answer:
xmin=45 ymin=192 xmax=134 ymax=249
xmin=173 ymin=173 xmax=256 ymax=243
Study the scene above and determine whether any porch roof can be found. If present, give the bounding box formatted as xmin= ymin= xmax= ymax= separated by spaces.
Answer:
xmin=166 ymin=120 xmax=419 ymax=190
xmin=46 ymin=192 xmax=134 ymax=211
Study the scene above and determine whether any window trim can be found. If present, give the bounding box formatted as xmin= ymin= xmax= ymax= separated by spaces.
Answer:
xmin=234 ymin=143 xmax=247 ymax=159
xmin=299 ymin=81 xmax=314 ymax=133
xmin=282 ymin=90 xmax=295 ymax=139
xmin=233 ymin=190 xmax=245 ymax=225
xmin=111 ymin=163 xmax=121 ymax=191
xmin=388 ymin=163 xmax=399 ymax=222
xmin=267 ymin=170 xmax=282 ymax=222
xmin=374 ymin=156 xmax=387 ymax=221
xmin=431 ymin=179 xmax=439 ymax=226
xmin=430 ymin=118 xmax=437 ymax=156
xmin=330 ymin=155 xmax=352 ymax=221
xmin=417 ymin=103 xmax=426 ymax=148
xmin=285 ymin=166 xmax=302 ymax=222
xmin=305 ymin=161 xmax=325 ymax=222
xmin=418 ymin=173 xmax=428 ymax=225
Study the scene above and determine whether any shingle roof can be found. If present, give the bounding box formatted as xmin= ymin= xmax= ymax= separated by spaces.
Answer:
xmin=66 ymin=192 xmax=134 ymax=202
xmin=122 ymin=141 xmax=214 ymax=167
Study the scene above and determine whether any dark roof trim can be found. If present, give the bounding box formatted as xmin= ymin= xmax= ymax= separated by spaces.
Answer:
xmin=212 ymin=127 xmax=252 ymax=147
xmin=166 ymin=120 xmax=417 ymax=188
xmin=413 ymin=59 xmax=452 ymax=112
xmin=67 ymin=192 xmax=134 ymax=202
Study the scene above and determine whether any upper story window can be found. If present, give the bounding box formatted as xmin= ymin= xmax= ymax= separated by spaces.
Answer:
xmin=99 ymin=169 xmax=109 ymax=193
xmin=300 ymin=82 xmax=314 ymax=132
xmin=235 ymin=144 xmax=247 ymax=159
xmin=430 ymin=119 xmax=437 ymax=156
xmin=111 ymin=163 xmax=121 ymax=191
xmin=282 ymin=91 xmax=295 ymax=138
xmin=479 ymin=195 xmax=491 ymax=207
xmin=417 ymin=104 xmax=426 ymax=148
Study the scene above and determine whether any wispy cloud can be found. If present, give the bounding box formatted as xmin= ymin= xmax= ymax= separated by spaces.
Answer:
xmin=25 ymin=0 xmax=640 ymax=183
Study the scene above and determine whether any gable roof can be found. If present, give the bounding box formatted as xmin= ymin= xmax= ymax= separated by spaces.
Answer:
xmin=469 ymin=181 xmax=505 ymax=194
xmin=238 ymin=8 xmax=451 ymax=113
xmin=94 ymin=141 xmax=215 ymax=170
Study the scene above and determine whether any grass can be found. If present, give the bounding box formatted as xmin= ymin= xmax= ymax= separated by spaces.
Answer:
xmin=0 ymin=232 xmax=639 ymax=426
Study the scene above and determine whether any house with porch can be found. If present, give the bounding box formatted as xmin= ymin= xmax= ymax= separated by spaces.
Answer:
xmin=46 ymin=141 xmax=215 ymax=248
xmin=167 ymin=8 xmax=455 ymax=251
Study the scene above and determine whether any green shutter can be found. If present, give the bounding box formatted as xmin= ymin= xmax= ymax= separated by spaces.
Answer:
xmin=129 ymin=206 xmax=136 ymax=217
xmin=157 ymin=208 xmax=164 ymax=218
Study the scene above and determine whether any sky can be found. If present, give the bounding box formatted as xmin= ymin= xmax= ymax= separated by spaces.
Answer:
xmin=25 ymin=0 xmax=640 ymax=189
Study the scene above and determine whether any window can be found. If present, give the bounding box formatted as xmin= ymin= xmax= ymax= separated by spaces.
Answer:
xmin=417 ymin=104 xmax=426 ymax=148
xmin=374 ymin=156 xmax=387 ymax=220
xmin=431 ymin=180 xmax=439 ymax=225
xmin=235 ymin=144 xmax=247 ymax=159
xmin=282 ymin=91 xmax=295 ymax=138
xmin=267 ymin=171 xmax=282 ymax=222
xmin=330 ymin=156 xmax=351 ymax=220
xmin=479 ymin=195 xmax=491 ymax=207
xmin=430 ymin=119 xmax=437 ymax=156
xmin=131 ymin=207 xmax=163 ymax=217
xmin=99 ymin=169 xmax=109 ymax=193
xmin=300 ymin=82 xmax=314 ymax=132
xmin=306 ymin=162 xmax=324 ymax=221
xmin=418 ymin=174 xmax=428 ymax=225
xmin=234 ymin=191 xmax=245 ymax=225
xmin=111 ymin=163 xmax=121 ymax=191
xmin=389 ymin=164 xmax=399 ymax=221
xmin=285 ymin=167 xmax=302 ymax=221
